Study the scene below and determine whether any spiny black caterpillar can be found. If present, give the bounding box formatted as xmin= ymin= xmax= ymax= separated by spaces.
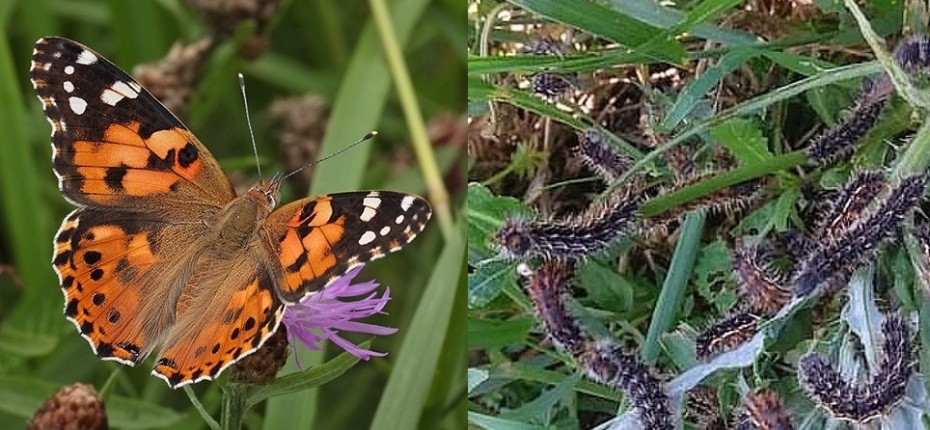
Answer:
xmin=736 ymin=389 xmax=794 ymax=430
xmin=798 ymin=314 xmax=914 ymax=422
xmin=793 ymin=174 xmax=926 ymax=297
xmin=518 ymin=262 xmax=674 ymax=430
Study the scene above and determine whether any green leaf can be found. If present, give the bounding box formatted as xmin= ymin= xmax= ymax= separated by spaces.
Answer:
xmin=642 ymin=212 xmax=705 ymax=364
xmin=107 ymin=396 xmax=185 ymax=429
xmin=467 ymin=317 xmax=534 ymax=349
xmin=499 ymin=374 xmax=579 ymax=425
xmin=710 ymin=117 xmax=773 ymax=165
xmin=467 ymin=51 xmax=652 ymax=75
xmin=576 ymin=259 xmax=633 ymax=314
xmin=674 ymin=0 xmax=745 ymax=32
xmin=468 ymin=260 xmax=517 ymax=309
xmin=368 ymin=223 xmax=464 ymax=430
xmin=0 ymin=328 xmax=57 ymax=357
xmin=603 ymin=0 xmax=756 ymax=46
xmin=0 ymin=375 xmax=58 ymax=419
xmin=468 ymin=411 xmax=546 ymax=430
xmin=467 ymin=184 xmax=531 ymax=261
xmin=506 ymin=0 xmax=686 ymax=64
xmin=245 ymin=345 xmax=364 ymax=408
xmin=662 ymin=49 xmax=758 ymax=131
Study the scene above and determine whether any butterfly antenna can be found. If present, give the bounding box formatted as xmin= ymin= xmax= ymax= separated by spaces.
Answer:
xmin=282 ymin=131 xmax=378 ymax=180
xmin=239 ymin=73 xmax=263 ymax=181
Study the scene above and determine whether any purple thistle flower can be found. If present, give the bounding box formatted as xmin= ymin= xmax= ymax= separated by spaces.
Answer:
xmin=281 ymin=265 xmax=397 ymax=368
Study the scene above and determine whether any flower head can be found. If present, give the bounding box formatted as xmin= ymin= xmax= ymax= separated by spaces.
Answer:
xmin=281 ymin=265 xmax=397 ymax=367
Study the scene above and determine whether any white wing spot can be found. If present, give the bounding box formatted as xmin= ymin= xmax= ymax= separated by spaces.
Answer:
xmin=360 ymin=194 xmax=381 ymax=222
xmin=101 ymin=89 xmax=123 ymax=106
xmin=358 ymin=231 xmax=377 ymax=246
xmin=112 ymin=81 xmax=140 ymax=98
xmin=53 ymin=52 xmax=62 ymax=59
xmin=380 ymin=226 xmax=391 ymax=236
xmin=360 ymin=207 xmax=377 ymax=222
xmin=401 ymin=195 xmax=416 ymax=212
xmin=65 ymin=65 xmax=74 ymax=75
xmin=63 ymin=81 xmax=74 ymax=93
xmin=395 ymin=214 xmax=405 ymax=224
xmin=76 ymin=49 xmax=98 ymax=65
xmin=43 ymin=62 xmax=52 ymax=71
xmin=69 ymin=97 xmax=87 ymax=115
xmin=101 ymin=82 xmax=139 ymax=106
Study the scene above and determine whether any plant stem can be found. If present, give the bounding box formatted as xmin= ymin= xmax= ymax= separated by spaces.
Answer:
xmin=221 ymin=383 xmax=247 ymax=430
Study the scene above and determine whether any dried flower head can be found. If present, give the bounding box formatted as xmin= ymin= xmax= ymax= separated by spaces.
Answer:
xmin=229 ymin=326 xmax=290 ymax=384
xmin=134 ymin=37 xmax=213 ymax=120
xmin=27 ymin=383 xmax=107 ymax=430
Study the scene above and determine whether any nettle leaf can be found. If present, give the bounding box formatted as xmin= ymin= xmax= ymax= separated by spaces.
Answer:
xmin=692 ymin=239 xmax=736 ymax=313
xmin=468 ymin=259 xmax=518 ymax=309
xmin=710 ymin=117 xmax=772 ymax=165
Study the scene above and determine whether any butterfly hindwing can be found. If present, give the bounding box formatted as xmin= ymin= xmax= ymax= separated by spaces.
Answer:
xmin=264 ymin=191 xmax=432 ymax=302
xmin=54 ymin=206 xmax=210 ymax=366
xmin=30 ymin=37 xmax=234 ymax=209
xmin=154 ymin=266 xmax=284 ymax=388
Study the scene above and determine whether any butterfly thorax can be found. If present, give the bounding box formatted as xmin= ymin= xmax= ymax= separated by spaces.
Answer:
xmin=210 ymin=180 xmax=280 ymax=252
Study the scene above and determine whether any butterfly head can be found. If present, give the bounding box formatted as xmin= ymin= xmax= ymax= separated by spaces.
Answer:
xmin=248 ymin=173 xmax=283 ymax=209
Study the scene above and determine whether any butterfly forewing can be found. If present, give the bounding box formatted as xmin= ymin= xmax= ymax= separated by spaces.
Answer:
xmin=30 ymin=37 xmax=234 ymax=209
xmin=265 ymin=191 xmax=432 ymax=303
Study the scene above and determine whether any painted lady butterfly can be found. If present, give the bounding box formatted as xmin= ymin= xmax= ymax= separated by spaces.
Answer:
xmin=30 ymin=37 xmax=432 ymax=388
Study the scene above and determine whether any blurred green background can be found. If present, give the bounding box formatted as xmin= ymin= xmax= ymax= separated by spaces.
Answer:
xmin=0 ymin=0 xmax=466 ymax=429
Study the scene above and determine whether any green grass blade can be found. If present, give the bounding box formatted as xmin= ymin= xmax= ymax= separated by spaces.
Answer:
xmin=642 ymin=212 xmax=705 ymax=364
xmin=369 ymin=222 xmax=464 ymax=430
xmin=0 ymin=28 xmax=60 ymax=334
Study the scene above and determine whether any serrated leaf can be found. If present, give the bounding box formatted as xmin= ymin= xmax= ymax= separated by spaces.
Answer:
xmin=469 ymin=259 xmax=518 ymax=309
xmin=500 ymin=374 xmax=579 ymax=425
xmin=693 ymin=239 xmax=736 ymax=312
xmin=710 ymin=117 xmax=772 ymax=165
xmin=577 ymin=259 xmax=633 ymax=313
